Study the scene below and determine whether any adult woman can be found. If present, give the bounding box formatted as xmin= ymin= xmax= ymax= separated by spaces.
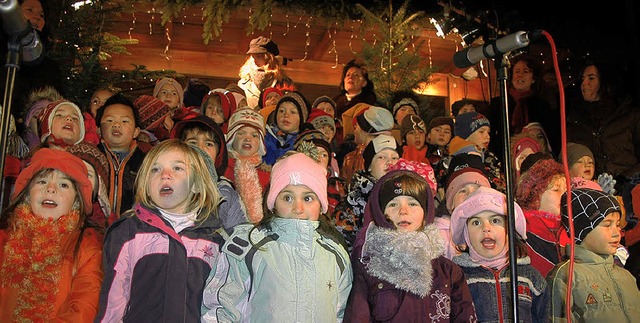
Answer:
xmin=566 ymin=60 xmax=640 ymax=193
xmin=333 ymin=59 xmax=377 ymax=122
xmin=489 ymin=54 xmax=559 ymax=159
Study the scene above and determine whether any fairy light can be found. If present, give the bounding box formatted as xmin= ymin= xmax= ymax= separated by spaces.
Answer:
xmin=283 ymin=14 xmax=290 ymax=35
xmin=427 ymin=38 xmax=433 ymax=68
xmin=300 ymin=16 xmax=312 ymax=61
xmin=128 ymin=12 xmax=136 ymax=39
xmin=328 ymin=24 xmax=338 ymax=68
xmin=164 ymin=22 xmax=172 ymax=60
xmin=149 ymin=10 xmax=155 ymax=35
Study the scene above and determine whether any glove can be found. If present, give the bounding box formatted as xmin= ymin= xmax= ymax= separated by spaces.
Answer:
xmin=597 ymin=173 xmax=617 ymax=195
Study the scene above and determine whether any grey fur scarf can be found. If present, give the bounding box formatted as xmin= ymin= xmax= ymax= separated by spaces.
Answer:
xmin=362 ymin=223 xmax=445 ymax=298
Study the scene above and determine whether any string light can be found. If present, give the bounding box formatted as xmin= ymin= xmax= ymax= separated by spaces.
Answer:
xmin=128 ymin=12 xmax=136 ymax=39
xmin=427 ymin=38 xmax=432 ymax=68
xmin=283 ymin=14 xmax=290 ymax=35
xmin=164 ymin=22 xmax=172 ymax=60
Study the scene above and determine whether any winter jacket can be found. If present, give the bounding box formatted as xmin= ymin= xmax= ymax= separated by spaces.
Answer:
xmin=333 ymin=170 xmax=376 ymax=251
xmin=0 ymin=228 xmax=103 ymax=322
xmin=566 ymin=96 xmax=640 ymax=180
xmin=453 ymin=253 xmax=548 ymax=323
xmin=98 ymin=140 xmax=146 ymax=218
xmin=523 ymin=209 xmax=570 ymax=277
xmin=345 ymin=223 xmax=478 ymax=322
xmin=201 ymin=218 xmax=352 ymax=322
xmin=263 ymin=125 xmax=297 ymax=165
xmin=95 ymin=204 xmax=226 ymax=322
xmin=340 ymin=143 xmax=366 ymax=187
xmin=217 ymin=178 xmax=249 ymax=233
xmin=547 ymin=244 xmax=640 ymax=322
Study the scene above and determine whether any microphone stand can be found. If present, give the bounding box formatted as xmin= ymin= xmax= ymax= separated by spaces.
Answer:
xmin=0 ymin=33 xmax=22 ymax=209
xmin=495 ymin=55 xmax=519 ymax=322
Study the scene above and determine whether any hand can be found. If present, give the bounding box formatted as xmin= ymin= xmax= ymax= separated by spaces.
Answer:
xmin=597 ymin=173 xmax=617 ymax=195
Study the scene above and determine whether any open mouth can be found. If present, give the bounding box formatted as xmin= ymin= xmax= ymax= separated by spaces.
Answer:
xmin=160 ymin=186 xmax=173 ymax=195
xmin=42 ymin=199 xmax=58 ymax=207
xmin=481 ymin=238 xmax=496 ymax=249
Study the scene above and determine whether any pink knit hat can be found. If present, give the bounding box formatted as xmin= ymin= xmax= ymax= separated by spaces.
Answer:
xmin=153 ymin=77 xmax=184 ymax=106
xmin=450 ymin=186 xmax=527 ymax=245
xmin=266 ymin=152 xmax=328 ymax=213
xmin=445 ymin=166 xmax=491 ymax=212
xmin=387 ymin=158 xmax=437 ymax=195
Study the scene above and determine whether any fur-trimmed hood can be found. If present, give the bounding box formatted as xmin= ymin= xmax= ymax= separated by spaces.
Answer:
xmin=360 ymin=223 xmax=445 ymax=297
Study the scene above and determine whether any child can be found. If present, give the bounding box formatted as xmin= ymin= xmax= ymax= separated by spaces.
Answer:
xmin=0 ymin=148 xmax=103 ymax=321
xmin=566 ymin=142 xmax=595 ymax=180
xmin=400 ymin=114 xmax=429 ymax=164
xmin=547 ymin=188 xmax=640 ymax=321
xmin=257 ymin=87 xmax=283 ymax=120
xmin=344 ymin=169 xmax=477 ymax=322
xmin=154 ymin=76 xmax=184 ymax=110
xmin=511 ymin=132 xmax=542 ymax=180
xmin=293 ymin=129 xmax=345 ymax=216
xmin=450 ymin=98 xmax=476 ymax=117
xmin=37 ymin=99 xmax=86 ymax=149
xmin=307 ymin=107 xmax=340 ymax=176
xmin=21 ymin=86 xmax=63 ymax=150
xmin=201 ymin=151 xmax=352 ymax=322
xmin=96 ymin=139 xmax=226 ymax=322
xmin=425 ymin=116 xmax=454 ymax=167
xmin=312 ymin=95 xmax=343 ymax=145
xmin=83 ymin=86 xmax=116 ymax=145
xmin=170 ymin=115 xmax=248 ymax=232
xmin=389 ymin=90 xmax=419 ymax=144
xmin=224 ymin=108 xmax=271 ymax=223
xmin=95 ymin=93 xmax=146 ymax=218
xmin=67 ymin=142 xmax=112 ymax=230
xmin=264 ymin=90 xmax=310 ymax=165
xmin=202 ymin=88 xmax=237 ymax=133
xmin=516 ymin=158 xmax=571 ymax=277
xmin=451 ymin=186 xmax=548 ymax=322
xmin=334 ymin=133 xmax=401 ymax=251
xmin=452 ymin=111 xmax=505 ymax=192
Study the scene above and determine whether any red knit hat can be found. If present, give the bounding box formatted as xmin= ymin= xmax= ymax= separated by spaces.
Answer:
xmin=38 ymin=99 xmax=85 ymax=145
xmin=307 ymin=108 xmax=336 ymax=132
xmin=13 ymin=148 xmax=93 ymax=214
xmin=67 ymin=142 xmax=110 ymax=192
xmin=204 ymin=89 xmax=237 ymax=122
xmin=516 ymin=158 xmax=564 ymax=210
xmin=133 ymin=95 xmax=171 ymax=130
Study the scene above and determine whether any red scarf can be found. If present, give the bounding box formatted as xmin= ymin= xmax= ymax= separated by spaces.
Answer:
xmin=0 ymin=204 xmax=79 ymax=321
xmin=508 ymin=88 xmax=533 ymax=133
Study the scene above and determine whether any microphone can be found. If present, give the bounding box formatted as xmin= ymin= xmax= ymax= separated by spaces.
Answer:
xmin=453 ymin=30 xmax=541 ymax=68
xmin=0 ymin=0 xmax=44 ymax=64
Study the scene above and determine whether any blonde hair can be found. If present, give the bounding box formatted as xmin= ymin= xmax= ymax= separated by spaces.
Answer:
xmin=134 ymin=139 xmax=221 ymax=222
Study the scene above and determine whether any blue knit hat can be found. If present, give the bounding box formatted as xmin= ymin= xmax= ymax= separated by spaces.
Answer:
xmin=454 ymin=111 xmax=490 ymax=139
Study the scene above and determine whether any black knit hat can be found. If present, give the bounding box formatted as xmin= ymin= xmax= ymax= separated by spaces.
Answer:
xmin=561 ymin=188 xmax=621 ymax=244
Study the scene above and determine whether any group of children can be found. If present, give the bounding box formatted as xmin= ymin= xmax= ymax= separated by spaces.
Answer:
xmin=2 ymin=50 xmax=640 ymax=321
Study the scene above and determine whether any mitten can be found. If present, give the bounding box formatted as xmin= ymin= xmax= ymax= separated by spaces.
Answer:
xmin=598 ymin=173 xmax=617 ymax=195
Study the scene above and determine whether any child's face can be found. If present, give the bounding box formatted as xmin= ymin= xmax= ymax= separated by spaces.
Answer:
xmin=539 ymin=176 xmax=566 ymax=215
xmin=466 ymin=211 xmax=507 ymax=259
xmin=99 ymin=104 xmax=140 ymax=152
xmin=515 ymin=148 xmax=535 ymax=172
xmin=570 ymin=156 xmax=595 ymax=180
xmin=29 ymin=170 xmax=78 ymax=220
xmin=369 ymin=149 xmax=400 ymax=180
xmin=273 ymin=184 xmax=321 ymax=220
xmin=451 ymin=183 xmax=482 ymax=212
xmin=457 ymin=104 xmax=476 ymax=116
xmin=581 ymin=212 xmax=622 ymax=255
xmin=82 ymin=161 xmax=98 ymax=196
xmin=156 ymin=83 xmax=181 ymax=109
xmin=395 ymin=105 xmax=416 ymax=124
xmin=50 ymin=104 xmax=82 ymax=145
xmin=265 ymin=92 xmax=281 ymax=107
xmin=21 ymin=0 xmax=45 ymax=31
xmin=184 ymin=129 xmax=219 ymax=161
xmin=316 ymin=146 xmax=330 ymax=169
xmin=405 ymin=129 xmax=426 ymax=150
xmin=316 ymin=102 xmax=335 ymax=117
xmin=384 ymin=196 xmax=424 ymax=232
xmin=466 ymin=126 xmax=490 ymax=150
xmin=318 ymin=124 xmax=335 ymax=143
xmin=148 ymin=148 xmax=192 ymax=214
xmin=204 ymin=98 xmax=225 ymax=125
xmin=231 ymin=126 xmax=261 ymax=157
xmin=276 ymin=102 xmax=301 ymax=134
xmin=427 ymin=125 xmax=452 ymax=146
xmin=90 ymin=89 xmax=114 ymax=117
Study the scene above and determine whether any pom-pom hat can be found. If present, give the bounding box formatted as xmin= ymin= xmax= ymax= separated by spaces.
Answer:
xmin=133 ymin=95 xmax=171 ymax=131
xmin=266 ymin=152 xmax=328 ymax=213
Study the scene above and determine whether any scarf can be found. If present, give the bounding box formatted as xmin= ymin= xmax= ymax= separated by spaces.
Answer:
xmin=508 ymin=88 xmax=533 ymax=133
xmin=233 ymin=152 xmax=264 ymax=223
xmin=362 ymin=224 xmax=445 ymax=297
xmin=0 ymin=204 xmax=79 ymax=321
xmin=463 ymin=224 xmax=509 ymax=270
